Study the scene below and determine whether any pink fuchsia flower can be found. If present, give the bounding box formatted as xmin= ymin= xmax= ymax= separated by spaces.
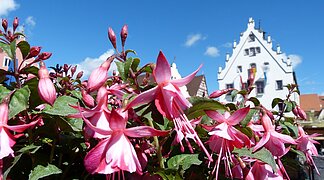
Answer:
xmin=38 ymin=61 xmax=56 ymax=105
xmin=245 ymin=160 xmax=283 ymax=180
xmin=81 ymin=89 xmax=95 ymax=108
xmin=296 ymin=125 xmax=320 ymax=174
xmin=209 ymin=88 xmax=234 ymax=98
xmin=253 ymin=113 xmax=296 ymax=157
xmin=203 ymin=107 xmax=252 ymax=179
xmin=0 ymin=94 xmax=39 ymax=159
xmin=81 ymin=108 xmax=169 ymax=175
xmin=87 ymin=55 xmax=115 ymax=93
xmin=125 ymin=51 xmax=212 ymax=161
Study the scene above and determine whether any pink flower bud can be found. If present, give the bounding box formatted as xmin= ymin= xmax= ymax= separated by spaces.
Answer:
xmin=71 ymin=65 xmax=77 ymax=76
xmin=297 ymin=106 xmax=307 ymax=120
xmin=76 ymin=71 xmax=83 ymax=79
xmin=38 ymin=61 xmax=56 ymax=105
xmin=87 ymin=56 xmax=114 ymax=92
xmin=108 ymin=27 xmax=117 ymax=49
xmin=120 ymin=25 xmax=128 ymax=47
xmin=13 ymin=17 xmax=19 ymax=32
xmin=63 ymin=64 xmax=70 ymax=73
xmin=81 ymin=89 xmax=95 ymax=108
xmin=209 ymin=88 xmax=234 ymax=98
xmin=29 ymin=46 xmax=42 ymax=57
xmin=2 ymin=19 xmax=8 ymax=32
xmin=292 ymin=107 xmax=299 ymax=117
xmin=38 ymin=52 xmax=52 ymax=60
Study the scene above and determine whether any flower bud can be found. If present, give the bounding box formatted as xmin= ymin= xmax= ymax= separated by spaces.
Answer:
xmin=38 ymin=52 xmax=52 ymax=60
xmin=108 ymin=27 xmax=117 ymax=49
xmin=81 ymin=89 xmax=95 ymax=108
xmin=297 ymin=106 xmax=307 ymax=120
xmin=120 ymin=24 xmax=128 ymax=47
xmin=38 ymin=61 xmax=56 ymax=105
xmin=2 ymin=19 xmax=8 ymax=32
xmin=209 ymin=88 xmax=234 ymax=98
xmin=13 ymin=17 xmax=19 ymax=32
xmin=71 ymin=65 xmax=77 ymax=75
xmin=29 ymin=46 xmax=42 ymax=57
xmin=63 ymin=64 xmax=70 ymax=73
xmin=76 ymin=71 xmax=83 ymax=79
xmin=87 ymin=55 xmax=115 ymax=92
xmin=292 ymin=106 xmax=299 ymax=117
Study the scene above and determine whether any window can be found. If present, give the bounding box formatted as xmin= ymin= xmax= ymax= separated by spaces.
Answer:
xmin=226 ymin=83 xmax=234 ymax=89
xmin=244 ymin=49 xmax=249 ymax=56
xmin=249 ymin=34 xmax=255 ymax=42
xmin=255 ymin=81 xmax=264 ymax=94
xmin=250 ymin=48 xmax=256 ymax=56
xmin=276 ymin=80 xmax=283 ymax=90
xmin=278 ymin=102 xmax=284 ymax=112
xmin=3 ymin=57 xmax=11 ymax=67
xmin=237 ymin=66 xmax=242 ymax=73
xmin=256 ymin=47 xmax=261 ymax=53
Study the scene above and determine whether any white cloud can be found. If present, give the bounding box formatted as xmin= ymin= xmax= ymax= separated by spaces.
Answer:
xmin=0 ymin=0 xmax=18 ymax=16
xmin=185 ymin=33 xmax=205 ymax=47
xmin=288 ymin=54 xmax=302 ymax=69
xmin=25 ymin=16 xmax=36 ymax=27
xmin=222 ymin=42 xmax=232 ymax=48
xmin=204 ymin=46 xmax=220 ymax=57
xmin=74 ymin=49 xmax=116 ymax=78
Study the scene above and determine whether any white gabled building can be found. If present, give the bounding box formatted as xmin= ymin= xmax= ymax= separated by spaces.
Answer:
xmin=218 ymin=17 xmax=299 ymax=110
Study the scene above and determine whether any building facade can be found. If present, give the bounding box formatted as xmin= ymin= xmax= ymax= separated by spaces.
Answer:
xmin=218 ymin=17 xmax=299 ymax=110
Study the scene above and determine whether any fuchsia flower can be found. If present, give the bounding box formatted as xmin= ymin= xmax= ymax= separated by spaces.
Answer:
xmin=0 ymin=95 xmax=39 ymax=159
xmin=203 ymin=107 xmax=252 ymax=179
xmin=87 ymin=55 xmax=115 ymax=92
xmin=125 ymin=51 xmax=212 ymax=161
xmin=38 ymin=61 xmax=56 ymax=105
xmin=296 ymin=125 xmax=320 ymax=174
xmin=253 ymin=113 xmax=296 ymax=157
xmin=80 ymin=108 xmax=169 ymax=175
xmin=246 ymin=160 xmax=283 ymax=180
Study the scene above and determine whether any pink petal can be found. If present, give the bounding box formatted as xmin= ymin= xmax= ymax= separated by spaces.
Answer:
xmin=84 ymin=138 xmax=109 ymax=174
xmin=228 ymin=127 xmax=251 ymax=148
xmin=153 ymin=51 xmax=171 ymax=84
xmin=171 ymin=64 xmax=202 ymax=87
xmin=271 ymin=131 xmax=296 ymax=144
xmin=253 ymin=133 xmax=270 ymax=152
xmin=124 ymin=87 xmax=158 ymax=110
xmin=201 ymin=124 xmax=217 ymax=132
xmin=227 ymin=107 xmax=250 ymax=126
xmin=105 ymin=133 xmax=142 ymax=174
xmin=124 ymin=126 xmax=169 ymax=138
xmin=209 ymin=123 xmax=233 ymax=140
xmin=5 ymin=119 xmax=39 ymax=133
xmin=205 ymin=110 xmax=226 ymax=123
xmin=0 ymin=128 xmax=15 ymax=159
xmin=109 ymin=109 xmax=127 ymax=130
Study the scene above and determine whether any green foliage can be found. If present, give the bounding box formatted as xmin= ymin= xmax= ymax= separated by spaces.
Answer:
xmin=42 ymin=96 xmax=78 ymax=116
xmin=167 ymin=154 xmax=202 ymax=171
xmin=17 ymin=41 xmax=30 ymax=59
xmin=9 ymin=85 xmax=31 ymax=119
xmin=29 ymin=164 xmax=62 ymax=180
xmin=186 ymin=96 xmax=227 ymax=119
xmin=241 ymin=108 xmax=258 ymax=127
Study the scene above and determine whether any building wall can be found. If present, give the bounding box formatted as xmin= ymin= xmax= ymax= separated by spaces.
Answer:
xmin=218 ymin=18 xmax=299 ymax=110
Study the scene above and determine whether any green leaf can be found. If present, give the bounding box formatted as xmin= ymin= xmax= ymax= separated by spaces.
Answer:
xmin=115 ymin=61 xmax=126 ymax=81
xmin=283 ymin=121 xmax=298 ymax=137
xmin=42 ymin=96 xmax=78 ymax=116
xmin=186 ymin=97 xmax=227 ymax=119
xmin=0 ymin=85 xmax=11 ymax=101
xmin=22 ymin=66 xmax=39 ymax=76
xmin=10 ymin=39 xmax=17 ymax=59
xmin=241 ymin=109 xmax=258 ymax=127
xmin=3 ymin=154 xmax=23 ymax=179
xmin=248 ymin=97 xmax=260 ymax=107
xmin=131 ymin=58 xmax=140 ymax=71
xmin=17 ymin=41 xmax=30 ymax=59
xmin=284 ymin=100 xmax=293 ymax=112
xmin=155 ymin=169 xmax=182 ymax=180
xmin=167 ymin=154 xmax=202 ymax=171
xmin=29 ymin=164 xmax=62 ymax=180
xmin=0 ymin=42 xmax=13 ymax=58
xmin=231 ymin=89 xmax=239 ymax=101
xmin=125 ymin=49 xmax=137 ymax=55
xmin=18 ymin=144 xmax=41 ymax=154
xmin=271 ymin=98 xmax=283 ymax=108
xmin=70 ymin=90 xmax=82 ymax=100
xmin=124 ymin=57 xmax=133 ymax=78
xmin=56 ymin=117 xmax=83 ymax=132
xmin=233 ymin=147 xmax=277 ymax=172
xmin=9 ymin=85 xmax=31 ymax=119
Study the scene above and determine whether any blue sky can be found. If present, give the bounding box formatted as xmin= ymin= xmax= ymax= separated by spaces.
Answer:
xmin=1 ymin=0 xmax=324 ymax=95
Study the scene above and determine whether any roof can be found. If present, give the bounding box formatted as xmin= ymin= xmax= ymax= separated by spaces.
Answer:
xmin=300 ymin=94 xmax=323 ymax=112
xmin=186 ymin=75 xmax=205 ymax=97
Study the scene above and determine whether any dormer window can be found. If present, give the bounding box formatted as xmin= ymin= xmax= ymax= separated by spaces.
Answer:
xmin=249 ymin=34 xmax=255 ymax=42
xmin=237 ymin=66 xmax=242 ymax=73
xmin=249 ymin=48 xmax=256 ymax=56
xmin=256 ymin=47 xmax=261 ymax=53
xmin=244 ymin=49 xmax=249 ymax=56
xmin=255 ymin=81 xmax=265 ymax=94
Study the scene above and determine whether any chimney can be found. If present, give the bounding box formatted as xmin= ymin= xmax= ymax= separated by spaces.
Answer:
xmin=276 ymin=44 xmax=281 ymax=54
xmin=267 ymin=35 xmax=271 ymax=43
xmin=233 ymin=40 xmax=237 ymax=49
xmin=225 ymin=53 xmax=230 ymax=62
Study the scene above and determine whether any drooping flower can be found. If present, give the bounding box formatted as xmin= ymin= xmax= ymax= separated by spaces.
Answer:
xmin=253 ymin=112 xmax=296 ymax=157
xmin=0 ymin=94 xmax=39 ymax=159
xmin=296 ymin=125 xmax=320 ymax=174
xmin=245 ymin=160 xmax=283 ymax=180
xmin=81 ymin=108 xmax=169 ymax=175
xmin=87 ymin=55 xmax=115 ymax=92
xmin=203 ymin=107 xmax=252 ymax=179
xmin=125 ymin=51 xmax=212 ymax=161
xmin=38 ymin=61 xmax=56 ymax=105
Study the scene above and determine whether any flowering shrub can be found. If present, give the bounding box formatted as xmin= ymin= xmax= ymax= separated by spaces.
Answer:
xmin=0 ymin=17 xmax=321 ymax=179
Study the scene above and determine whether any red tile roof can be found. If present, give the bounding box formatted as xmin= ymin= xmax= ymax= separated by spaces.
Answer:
xmin=300 ymin=94 xmax=322 ymax=112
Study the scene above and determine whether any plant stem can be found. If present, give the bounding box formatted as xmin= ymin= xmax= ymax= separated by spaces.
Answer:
xmin=49 ymin=139 xmax=57 ymax=163
xmin=147 ymin=119 xmax=165 ymax=169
